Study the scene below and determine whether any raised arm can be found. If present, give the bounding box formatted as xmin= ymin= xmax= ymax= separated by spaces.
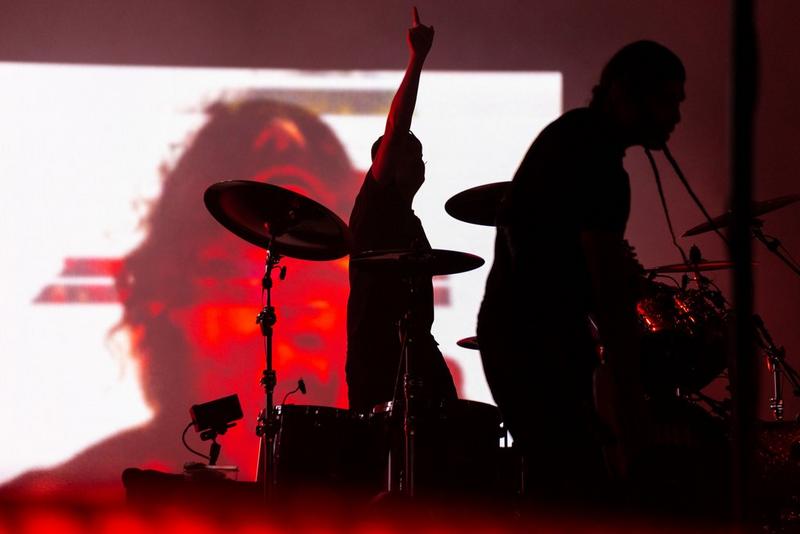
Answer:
xmin=371 ymin=7 xmax=434 ymax=185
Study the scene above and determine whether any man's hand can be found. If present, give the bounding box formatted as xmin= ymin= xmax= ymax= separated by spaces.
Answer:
xmin=408 ymin=7 xmax=434 ymax=60
xmin=621 ymin=239 xmax=647 ymax=301
xmin=372 ymin=6 xmax=432 ymax=185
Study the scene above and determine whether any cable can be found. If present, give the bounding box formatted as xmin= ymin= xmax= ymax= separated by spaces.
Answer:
xmin=651 ymin=274 xmax=681 ymax=288
xmin=645 ymin=148 xmax=690 ymax=264
xmin=774 ymin=239 xmax=800 ymax=272
xmin=181 ymin=421 xmax=211 ymax=461
xmin=662 ymin=144 xmax=730 ymax=247
xmin=392 ymin=319 xmax=410 ymax=407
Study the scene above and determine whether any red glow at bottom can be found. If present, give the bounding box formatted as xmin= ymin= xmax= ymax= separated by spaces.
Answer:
xmin=0 ymin=488 xmax=734 ymax=534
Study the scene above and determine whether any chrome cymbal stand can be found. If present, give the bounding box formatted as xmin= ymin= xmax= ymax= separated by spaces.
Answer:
xmin=255 ymin=246 xmax=285 ymax=502
xmin=751 ymin=220 xmax=800 ymax=278
xmin=389 ymin=275 xmax=423 ymax=498
xmin=753 ymin=313 xmax=800 ymax=421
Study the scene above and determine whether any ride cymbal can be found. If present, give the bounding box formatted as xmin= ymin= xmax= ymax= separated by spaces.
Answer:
xmin=456 ymin=336 xmax=480 ymax=350
xmin=444 ymin=182 xmax=510 ymax=226
xmin=647 ymin=260 xmax=737 ymax=273
xmin=350 ymin=248 xmax=485 ymax=276
xmin=683 ymin=193 xmax=800 ymax=237
xmin=204 ymin=180 xmax=352 ymax=261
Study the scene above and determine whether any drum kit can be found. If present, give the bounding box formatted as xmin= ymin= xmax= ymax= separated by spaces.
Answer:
xmin=203 ymin=177 xmax=799 ymax=502
xmin=203 ymin=179 xmax=498 ymax=500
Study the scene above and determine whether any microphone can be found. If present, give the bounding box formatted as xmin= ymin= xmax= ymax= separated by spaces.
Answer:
xmin=281 ymin=378 xmax=308 ymax=404
xmin=689 ymin=245 xmax=702 ymax=265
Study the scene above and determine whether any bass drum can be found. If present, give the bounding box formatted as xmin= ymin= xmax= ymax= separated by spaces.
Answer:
xmin=372 ymin=399 xmax=503 ymax=497
xmin=271 ymin=404 xmax=383 ymax=495
xmin=636 ymin=282 xmax=730 ymax=396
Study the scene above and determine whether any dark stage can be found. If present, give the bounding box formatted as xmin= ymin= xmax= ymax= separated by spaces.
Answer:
xmin=1 ymin=1 xmax=799 ymax=531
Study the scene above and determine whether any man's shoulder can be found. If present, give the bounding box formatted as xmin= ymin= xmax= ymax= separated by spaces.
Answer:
xmin=539 ymin=107 xmax=597 ymax=140
xmin=354 ymin=168 xmax=404 ymax=206
xmin=519 ymin=108 xmax=595 ymax=163
xmin=349 ymin=169 xmax=407 ymax=239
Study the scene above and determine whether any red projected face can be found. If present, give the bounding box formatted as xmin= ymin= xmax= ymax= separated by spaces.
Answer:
xmin=4 ymin=99 xmax=361 ymax=492
xmin=118 ymin=100 xmax=362 ymax=483
xmin=164 ymin=235 xmax=350 ymax=475
xmin=172 ymin=237 xmax=350 ymax=405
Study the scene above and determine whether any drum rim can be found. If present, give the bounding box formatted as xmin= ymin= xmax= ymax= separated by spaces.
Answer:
xmin=274 ymin=404 xmax=352 ymax=417
xmin=370 ymin=398 xmax=501 ymax=418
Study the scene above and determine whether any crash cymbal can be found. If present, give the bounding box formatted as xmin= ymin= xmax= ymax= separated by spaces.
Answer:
xmin=683 ymin=193 xmax=800 ymax=237
xmin=350 ymin=249 xmax=485 ymax=276
xmin=444 ymin=181 xmax=510 ymax=226
xmin=204 ymin=180 xmax=352 ymax=261
xmin=456 ymin=336 xmax=479 ymax=350
xmin=647 ymin=260 xmax=737 ymax=273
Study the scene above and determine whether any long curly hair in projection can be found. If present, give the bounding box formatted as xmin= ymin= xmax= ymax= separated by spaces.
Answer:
xmin=115 ymin=97 xmax=359 ymax=414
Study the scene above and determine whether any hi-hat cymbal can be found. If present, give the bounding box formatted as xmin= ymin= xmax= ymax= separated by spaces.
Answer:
xmin=350 ymin=249 xmax=485 ymax=276
xmin=683 ymin=193 xmax=800 ymax=237
xmin=456 ymin=336 xmax=479 ymax=350
xmin=204 ymin=180 xmax=352 ymax=261
xmin=647 ymin=260 xmax=737 ymax=273
xmin=444 ymin=182 xmax=510 ymax=226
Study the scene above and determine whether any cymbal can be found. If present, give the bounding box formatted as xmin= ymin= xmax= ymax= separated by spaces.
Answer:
xmin=204 ymin=180 xmax=352 ymax=261
xmin=683 ymin=193 xmax=800 ymax=237
xmin=456 ymin=336 xmax=479 ymax=350
xmin=350 ymin=249 xmax=485 ymax=276
xmin=647 ymin=260 xmax=736 ymax=273
xmin=444 ymin=182 xmax=510 ymax=226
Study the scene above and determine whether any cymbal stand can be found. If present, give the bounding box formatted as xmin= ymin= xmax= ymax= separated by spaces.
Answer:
xmin=751 ymin=220 xmax=800 ymax=278
xmin=255 ymin=246 xmax=284 ymax=502
xmin=393 ymin=276 xmax=423 ymax=498
xmin=753 ymin=313 xmax=800 ymax=421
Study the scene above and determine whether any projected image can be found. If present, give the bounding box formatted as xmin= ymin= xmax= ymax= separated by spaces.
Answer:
xmin=0 ymin=64 xmax=560 ymax=489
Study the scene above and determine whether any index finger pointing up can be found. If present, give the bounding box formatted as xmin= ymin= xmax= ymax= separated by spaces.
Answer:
xmin=412 ymin=6 xmax=421 ymax=27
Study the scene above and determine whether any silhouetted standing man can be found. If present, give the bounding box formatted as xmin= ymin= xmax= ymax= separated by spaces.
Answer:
xmin=477 ymin=41 xmax=685 ymax=503
xmin=346 ymin=8 xmax=457 ymax=413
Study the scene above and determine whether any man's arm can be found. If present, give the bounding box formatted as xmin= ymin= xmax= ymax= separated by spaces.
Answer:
xmin=582 ymin=230 xmax=648 ymax=476
xmin=371 ymin=7 xmax=434 ymax=185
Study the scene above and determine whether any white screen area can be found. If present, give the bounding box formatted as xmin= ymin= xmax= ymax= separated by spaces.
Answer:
xmin=0 ymin=63 xmax=561 ymax=484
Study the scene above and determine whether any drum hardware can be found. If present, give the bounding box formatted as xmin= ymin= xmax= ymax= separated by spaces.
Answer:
xmin=750 ymin=219 xmax=800 ymax=278
xmin=350 ymin=248 xmax=484 ymax=497
xmin=204 ymin=180 xmax=352 ymax=502
xmin=444 ymin=181 xmax=510 ymax=226
xmin=683 ymin=193 xmax=800 ymax=278
xmin=280 ymin=378 xmax=307 ymax=405
xmin=753 ymin=314 xmax=800 ymax=421
xmin=628 ymin=266 xmax=731 ymax=397
xmin=181 ymin=394 xmax=242 ymax=476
